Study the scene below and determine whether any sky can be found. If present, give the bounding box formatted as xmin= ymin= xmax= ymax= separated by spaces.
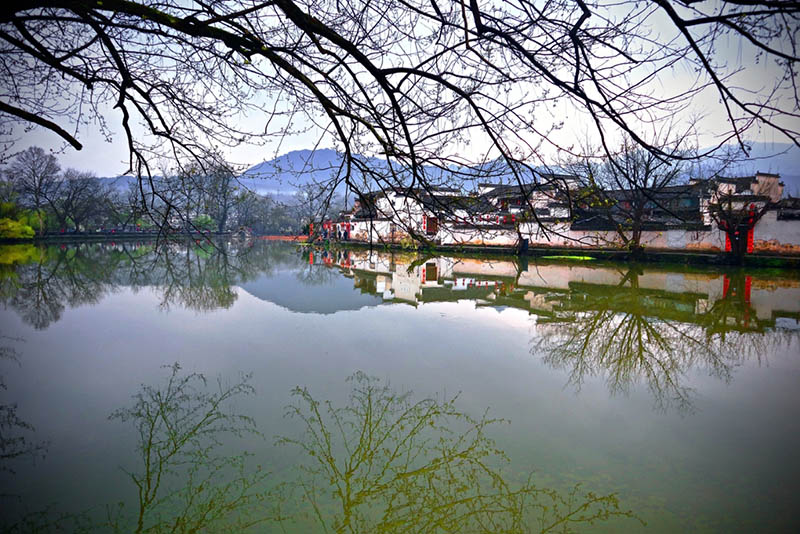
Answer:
xmin=4 ymin=1 xmax=798 ymax=177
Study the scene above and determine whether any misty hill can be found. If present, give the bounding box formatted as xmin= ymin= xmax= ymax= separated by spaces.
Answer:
xmin=238 ymin=148 xmax=457 ymax=202
xmin=238 ymin=148 xmax=346 ymax=199
xmin=238 ymin=148 xmax=403 ymax=203
xmin=101 ymin=142 xmax=799 ymax=199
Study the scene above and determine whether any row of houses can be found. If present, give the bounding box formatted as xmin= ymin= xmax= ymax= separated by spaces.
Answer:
xmin=321 ymin=171 xmax=800 ymax=254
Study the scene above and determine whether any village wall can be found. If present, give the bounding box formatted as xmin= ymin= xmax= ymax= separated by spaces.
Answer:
xmin=439 ymin=226 xmax=519 ymax=247
xmin=752 ymin=211 xmax=800 ymax=254
xmin=435 ymin=222 xmax=731 ymax=252
xmin=349 ymin=219 xmax=395 ymax=244
xmin=348 ymin=211 xmax=800 ymax=254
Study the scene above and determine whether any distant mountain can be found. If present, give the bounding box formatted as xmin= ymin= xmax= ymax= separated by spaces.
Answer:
xmin=103 ymin=175 xmax=139 ymax=191
xmin=238 ymin=148 xmax=399 ymax=202
xmin=238 ymin=148 xmax=345 ymax=198
xmin=104 ymin=142 xmax=800 ymax=201
xmin=238 ymin=148 xmax=454 ymax=202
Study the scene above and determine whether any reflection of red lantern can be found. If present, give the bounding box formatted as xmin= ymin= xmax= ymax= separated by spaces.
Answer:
xmin=745 ymin=275 xmax=752 ymax=303
xmin=309 ymin=252 xmax=314 ymax=264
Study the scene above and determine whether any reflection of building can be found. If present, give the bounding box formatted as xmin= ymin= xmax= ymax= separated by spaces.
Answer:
xmin=319 ymin=249 xmax=800 ymax=333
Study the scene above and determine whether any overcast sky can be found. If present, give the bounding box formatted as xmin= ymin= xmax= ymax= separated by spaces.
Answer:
xmin=5 ymin=2 xmax=799 ymax=177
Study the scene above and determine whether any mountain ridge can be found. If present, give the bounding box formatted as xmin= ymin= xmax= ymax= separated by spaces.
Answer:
xmin=99 ymin=142 xmax=799 ymax=197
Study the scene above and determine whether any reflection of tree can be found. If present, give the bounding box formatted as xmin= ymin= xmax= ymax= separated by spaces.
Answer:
xmin=273 ymin=372 xmax=638 ymax=533
xmin=0 ymin=335 xmax=47 ymax=474
xmin=1 ymin=363 xmax=270 ymax=533
xmin=155 ymin=243 xmax=240 ymax=312
xmin=0 ymin=241 xmax=306 ymax=327
xmin=1 ymin=244 xmax=118 ymax=328
xmin=531 ymin=269 xmax=788 ymax=413
xmin=105 ymin=363 xmax=269 ymax=533
xmin=1 ymin=366 xmax=642 ymax=532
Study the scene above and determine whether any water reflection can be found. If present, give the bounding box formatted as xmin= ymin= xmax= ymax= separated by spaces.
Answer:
xmin=530 ymin=269 xmax=794 ymax=412
xmin=0 ymin=335 xmax=47 ymax=474
xmin=1 ymin=366 xmax=638 ymax=533
xmin=315 ymin=248 xmax=800 ymax=411
xmin=0 ymin=240 xmax=297 ymax=327
xmin=1 ymin=363 xmax=269 ymax=533
xmin=105 ymin=363 xmax=269 ymax=533
xmin=3 ymin=241 xmax=799 ymax=414
xmin=273 ymin=372 xmax=638 ymax=533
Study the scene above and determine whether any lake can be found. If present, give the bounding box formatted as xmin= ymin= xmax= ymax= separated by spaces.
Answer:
xmin=1 ymin=240 xmax=799 ymax=533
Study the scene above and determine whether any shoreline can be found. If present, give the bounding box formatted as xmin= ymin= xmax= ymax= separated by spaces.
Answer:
xmin=3 ymin=234 xmax=799 ymax=270
xmin=309 ymin=238 xmax=800 ymax=270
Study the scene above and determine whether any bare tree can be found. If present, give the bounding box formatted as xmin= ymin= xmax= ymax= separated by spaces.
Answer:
xmin=203 ymin=164 xmax=239 ymax=233
xmin=1 ymin=1 xmax=797 ymax=229
xmin=569 ymin=133 xmax=694 ymax=254
xmin=43 ymin=168 xmax=105 ymax=231
xmin=104 ymin=181 xmax=150 ymax=231
xmin=707 ymin=190 xmax=774 ymax=263
xmin=5 ymin=147 xmax=60 ymax=233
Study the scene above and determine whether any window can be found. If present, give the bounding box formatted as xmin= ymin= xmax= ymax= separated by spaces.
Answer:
xmin=426 ymin=216 xmax=438 ymax=235
xmin=426 ymin=262 xmax=438 ymax=281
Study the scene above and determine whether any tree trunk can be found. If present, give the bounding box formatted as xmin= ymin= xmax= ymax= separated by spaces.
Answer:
xmin=628 ymin=224 xmax=644 ymax=259
xmin=725 ymin=229 xmax=748 ymax=264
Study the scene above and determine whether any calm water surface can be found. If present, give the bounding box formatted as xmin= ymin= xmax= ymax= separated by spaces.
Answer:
xmin=1 ymin=240 xmax=798 ymax=533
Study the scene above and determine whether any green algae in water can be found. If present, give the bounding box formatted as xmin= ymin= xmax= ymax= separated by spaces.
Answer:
xmin=540 ymin=255 xmax=596 ymax=261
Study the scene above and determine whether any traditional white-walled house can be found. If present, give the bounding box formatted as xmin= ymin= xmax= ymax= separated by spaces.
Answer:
xmin=328 ymin=171 xmax=800 ymax=254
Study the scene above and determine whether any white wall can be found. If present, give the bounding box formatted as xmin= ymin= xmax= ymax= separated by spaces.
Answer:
xmin=349 ymin=211 xmax=800 ymax=254
xmin=753 ymin=211 xmax=800 ymax=254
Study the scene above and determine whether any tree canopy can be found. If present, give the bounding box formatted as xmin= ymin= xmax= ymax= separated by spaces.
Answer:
xmin=1 ymin=1 xmax=798 ymax=208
